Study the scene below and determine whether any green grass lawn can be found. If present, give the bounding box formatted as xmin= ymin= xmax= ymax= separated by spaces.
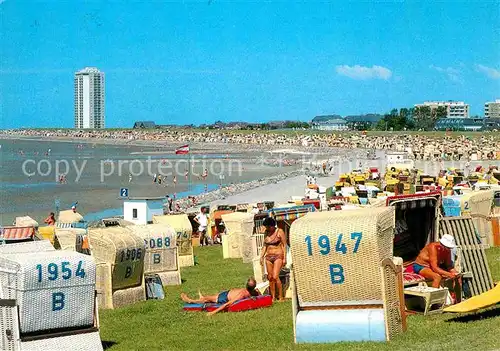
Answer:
xmin=100 ymin=246 xmax=500 ymax=351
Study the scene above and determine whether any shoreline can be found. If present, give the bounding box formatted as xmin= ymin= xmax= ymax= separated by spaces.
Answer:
xmin=176 ymin=169 xmax=306 ymax=210
xmin=85 ymin=169 xmax=308 ymax=226
xmin=0 ymin=133 xmax=375 ymax=155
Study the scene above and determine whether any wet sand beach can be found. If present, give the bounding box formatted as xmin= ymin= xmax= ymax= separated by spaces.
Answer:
xmin=0 ymin=138 xmax=306 ymax=224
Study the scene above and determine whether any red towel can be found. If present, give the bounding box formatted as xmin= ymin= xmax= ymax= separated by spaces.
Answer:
xmin=404 ymin=272 xmax=426 ymax=284
xmin=404 ymin=264 xmax=415 ymax=273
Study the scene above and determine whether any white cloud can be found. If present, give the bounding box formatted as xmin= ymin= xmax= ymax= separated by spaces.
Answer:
xmin=475 ymin=64 xmax=500 ymax=79
xmin=335 ymin=65 xmax=392 ymax=80
xmin=429 ymin=65 xmax=461 ymax=82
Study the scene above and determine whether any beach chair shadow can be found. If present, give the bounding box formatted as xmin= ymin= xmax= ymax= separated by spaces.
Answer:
xmin=445 ymin=307 xmax=500 ymax=323
xmin=102 ymin=340 xmax=117 ymax=349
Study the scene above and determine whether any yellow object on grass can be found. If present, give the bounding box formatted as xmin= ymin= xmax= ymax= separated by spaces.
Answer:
xmin=444 ymin=283 xmax=500 ymax=313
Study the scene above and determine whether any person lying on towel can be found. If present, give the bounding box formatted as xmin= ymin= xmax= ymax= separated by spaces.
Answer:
xmin=181 ymin=277 xmax=260 ymax=316
xmin=413 ymin=234 xmax=461 ymax=288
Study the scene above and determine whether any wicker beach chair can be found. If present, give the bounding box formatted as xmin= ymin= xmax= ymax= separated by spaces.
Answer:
xmin=54 ymin=228 xmax=88 ymax=252
xmin=221 ymin=212 xmax=254 ymax=262
xmin=56 ymin=210 xmax=85 ymax=229
xmin=152 ymin=214 xmax=194 ymax=267
xmin=87 ymin=227 xmax=146 ymax=309
xmin=36 ymin=226 xmax=56 ymax=244
xmin=467 ymin=190 xmax=495 ymax=248
xmin=251 ymin=233 xmax=265 ymax=258
xmin=0 ymin=227 xmax=35 ymax=245
xmin=0 ymin=241 xmax=103 ymax=350
xmin=126 ymin=224 xmax=181 ymax=286
xmin=0 ymin=240 xmax=54 ymax=255
xmin=290 ymin=207 xmax=406 ymax=343
xmin=250 ymin=233 xmax=267 ymax=283
xmin=14 ymin=216 xmax=38 ymax=228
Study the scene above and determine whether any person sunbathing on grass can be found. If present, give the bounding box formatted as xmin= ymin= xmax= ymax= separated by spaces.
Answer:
xmin=181 ymin=277 xmax=260 ymax=316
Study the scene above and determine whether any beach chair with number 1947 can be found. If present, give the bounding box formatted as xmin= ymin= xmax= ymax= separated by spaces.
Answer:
xmin=290 ymin=207 xmax=406 ymax=344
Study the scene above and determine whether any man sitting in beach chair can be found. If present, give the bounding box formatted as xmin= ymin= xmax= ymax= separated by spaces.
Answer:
xmin=412 ymin=234 xmax=461 ymax=288
xmin=181 ymin=277 xmax=260 ymax=316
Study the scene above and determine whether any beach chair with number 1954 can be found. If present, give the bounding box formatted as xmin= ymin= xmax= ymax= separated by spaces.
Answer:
xmin=0 ymin=241 xmax=103 ymax=350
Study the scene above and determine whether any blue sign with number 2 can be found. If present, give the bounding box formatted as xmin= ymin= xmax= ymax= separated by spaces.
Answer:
xmin=120 ymin=188 xmax=128 ymax=197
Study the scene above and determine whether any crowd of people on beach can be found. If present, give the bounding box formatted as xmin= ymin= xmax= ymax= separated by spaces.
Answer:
xmin=4 ymin=129 xmax=499 ymax=161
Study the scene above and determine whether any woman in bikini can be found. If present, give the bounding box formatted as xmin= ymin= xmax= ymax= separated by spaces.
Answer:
xmin=259 ymin=217 xmax=287 ymax=301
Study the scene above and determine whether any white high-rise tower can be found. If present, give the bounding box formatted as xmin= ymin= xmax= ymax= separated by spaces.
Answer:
xmin=74 ymin=67 xmax=105 ymax=129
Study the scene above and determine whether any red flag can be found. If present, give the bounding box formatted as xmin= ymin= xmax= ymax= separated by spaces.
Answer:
xmin=175 ymin=145 xmax=189 ymax=154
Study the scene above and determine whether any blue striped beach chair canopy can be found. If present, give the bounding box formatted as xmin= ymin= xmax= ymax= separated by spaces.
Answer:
xmin=266 ymin=204 xmax=316 ymax=222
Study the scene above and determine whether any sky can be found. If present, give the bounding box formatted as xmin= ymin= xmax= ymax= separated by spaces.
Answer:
xmin=0 ymin=0 xmax=499 ymax=129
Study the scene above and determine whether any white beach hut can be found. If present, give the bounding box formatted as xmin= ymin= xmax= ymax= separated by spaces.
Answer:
xmin=123 ymin=197 xmax=164 ymax=225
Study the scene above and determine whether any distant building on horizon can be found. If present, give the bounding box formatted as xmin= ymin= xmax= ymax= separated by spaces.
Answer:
xmin=484 ymin=99 xmax=500 ymax=118
xmin=310 ymin=114 xmax=381 ymax=131
xmin=133 ymin=121 xmax=156 ymax=129
xmin=435 ymin=117 xmax=484 ymax=131
xmin=311 ymin=115 xmax=348 ymax=131
xmin=414 ymin=101 xmax=469 ymax=118
xmin=74 ymin=67 xmax=105 ymax=129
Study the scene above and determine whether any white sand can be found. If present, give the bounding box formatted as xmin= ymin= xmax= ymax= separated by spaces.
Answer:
xmin=209 ymin=175 xmax=337 ymax=207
